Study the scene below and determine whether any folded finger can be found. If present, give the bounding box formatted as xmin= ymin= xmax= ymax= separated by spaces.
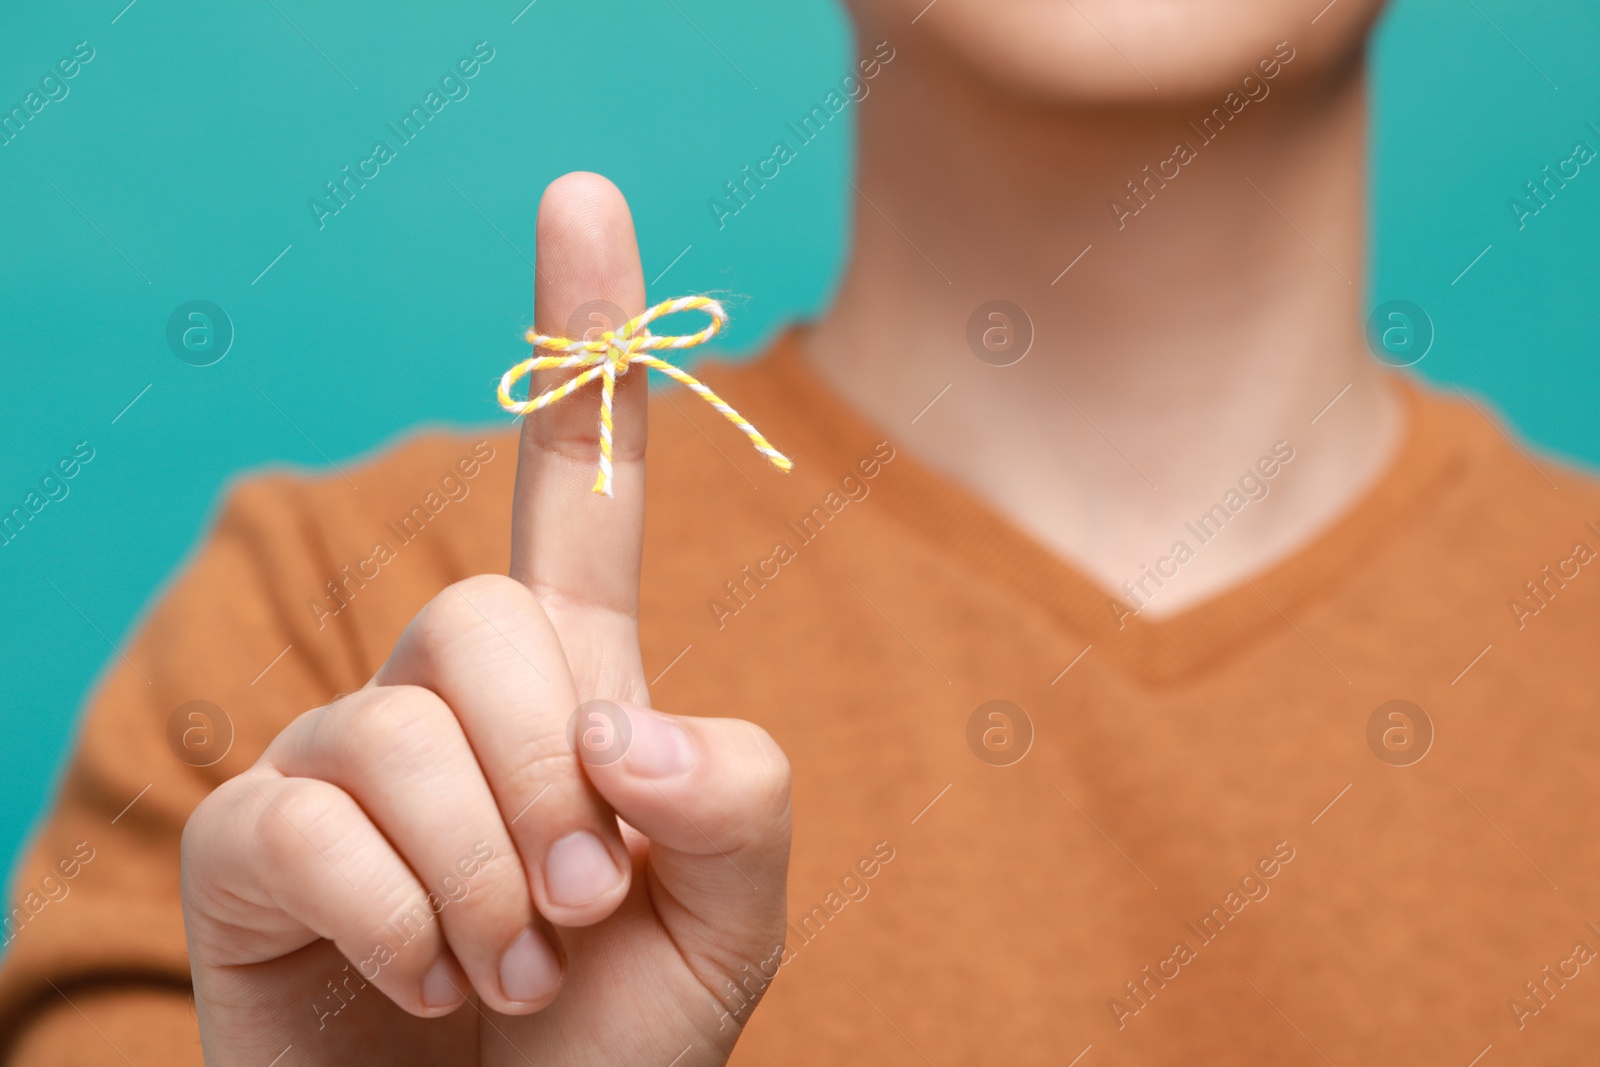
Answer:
xmin=375 ymin=574 xmax=632 ymax=930
xmin=186 ymin=773 xmax=466 ymax=1019
xmin=265 ymin=684 xmax=562 ymax=1014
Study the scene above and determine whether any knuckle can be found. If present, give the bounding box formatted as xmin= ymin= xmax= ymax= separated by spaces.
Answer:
xmin=714 ymin=790 xmax=791 ymax=854
xmin=521 ymin=423 xmax=602 ymax=464
xmin=428 ymin=574 xmax=533 ymax=634
xmin=510 ymin=730 xmax=585 ymax=797
xmin=436 ymin=851 xmax=531 ymax=930
xmin=404 ymin=574 xmax=542 ymax=667
xmin=447 ymin=572 xmax=530 ymax=610
xmin=694 ymin=724 xmax=792 ymax=853
xmin=734 ymin=721 xmax=793 ymax=812
xmin=251 ymin=779 xmax=345 ymax=866
xmin=334 ymin=686 xmax=449 ymax=764
xmin=181 ymin=776 xmax=269 ymax=914
xmin=180 ymin=775 xmax=246 ymax=867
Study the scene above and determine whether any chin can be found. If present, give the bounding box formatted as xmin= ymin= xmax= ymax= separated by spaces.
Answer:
xmin=850 ymin=0 xmax=1386 ymax=104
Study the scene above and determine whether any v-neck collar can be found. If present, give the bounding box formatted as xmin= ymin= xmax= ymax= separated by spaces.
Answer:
xmin=737 ymin=328 xmax=1483 ymax=686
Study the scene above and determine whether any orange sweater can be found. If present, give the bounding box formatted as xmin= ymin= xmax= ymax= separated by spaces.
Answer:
xmin=4 ymin=335 xmax=1600 ymax=1065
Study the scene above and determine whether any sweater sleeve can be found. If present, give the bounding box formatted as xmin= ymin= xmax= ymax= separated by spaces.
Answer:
xmin=0 ymin=472 xmax=379 ymax=1065
xmin=0 ymin=429 xmax=515 ymax=1065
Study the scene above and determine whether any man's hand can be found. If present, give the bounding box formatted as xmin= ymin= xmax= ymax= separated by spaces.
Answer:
xmin=180 ymin=172 xmax=793 ymax=1066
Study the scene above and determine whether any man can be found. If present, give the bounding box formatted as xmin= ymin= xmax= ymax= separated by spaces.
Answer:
xmin=4 ymin=0 xmax=1598 ymax=1063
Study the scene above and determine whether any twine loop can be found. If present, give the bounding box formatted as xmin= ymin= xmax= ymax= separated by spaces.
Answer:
xmin=496 ymin=296 xmax=793 ymax=496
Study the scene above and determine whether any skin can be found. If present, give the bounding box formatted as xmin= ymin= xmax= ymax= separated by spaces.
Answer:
xmin=182 ymin=0 xmax=1398 ymax=1061
xmin=182 ymin=179 xmax=792 ymax=1065
xmin=817 ymin=0 xmax=1403 ymax=615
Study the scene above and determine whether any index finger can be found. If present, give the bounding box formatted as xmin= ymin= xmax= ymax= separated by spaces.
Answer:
xmin=508 ymin=172 xmax=650 ymax=706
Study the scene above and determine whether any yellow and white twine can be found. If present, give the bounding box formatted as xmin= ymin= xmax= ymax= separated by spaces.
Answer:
xmin=497 ymin=296 xmax=793 ymax=496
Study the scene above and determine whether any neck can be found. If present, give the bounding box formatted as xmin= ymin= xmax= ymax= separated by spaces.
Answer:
xmin=804 ymin=32 xmax=1404 ymax=618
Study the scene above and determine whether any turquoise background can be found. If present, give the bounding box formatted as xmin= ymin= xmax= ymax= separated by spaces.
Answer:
xmin=0 ymin=0 xmax=1596 ymax=890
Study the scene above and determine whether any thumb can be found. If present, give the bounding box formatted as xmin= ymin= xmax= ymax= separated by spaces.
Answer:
xmin=576 ymin=701 xmax=792 ymax=964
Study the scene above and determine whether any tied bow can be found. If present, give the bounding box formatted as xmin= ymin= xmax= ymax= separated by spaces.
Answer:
xmin=497 ymin=296 xmax=793 ymax=497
